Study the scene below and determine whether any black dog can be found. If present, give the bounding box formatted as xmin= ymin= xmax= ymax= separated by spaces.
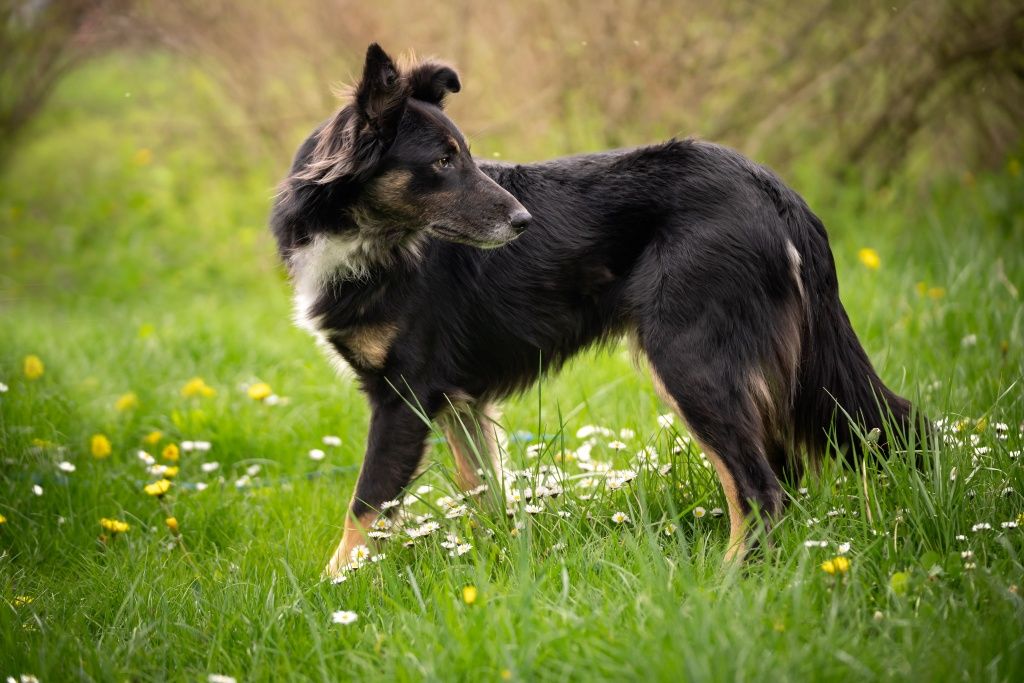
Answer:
xmin=270 ymin=44 xmax=916 ymax=576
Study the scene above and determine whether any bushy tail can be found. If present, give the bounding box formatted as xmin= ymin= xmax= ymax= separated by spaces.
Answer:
xmin=789 ymin=204 xmax=918 ymax=459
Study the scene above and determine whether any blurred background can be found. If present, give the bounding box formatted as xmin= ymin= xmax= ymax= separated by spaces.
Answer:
xmin=0 ymin=0 xmax=1022 ymax=404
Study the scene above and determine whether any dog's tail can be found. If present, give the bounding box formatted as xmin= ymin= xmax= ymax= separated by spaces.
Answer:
xmin=786 ymin=200 xmax=920 ymax=460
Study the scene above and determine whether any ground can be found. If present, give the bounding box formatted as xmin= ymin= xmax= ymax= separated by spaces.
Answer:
xmin=1 ymin=56 xmax=1022 ymax=682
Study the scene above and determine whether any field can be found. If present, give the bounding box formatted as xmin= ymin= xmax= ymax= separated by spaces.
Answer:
xmin=1 ymin=54 xmax=1023 ymax=682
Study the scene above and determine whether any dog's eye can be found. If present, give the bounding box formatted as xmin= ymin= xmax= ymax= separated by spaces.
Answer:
xmin=436 ymin=156 xmax=452 ymax=169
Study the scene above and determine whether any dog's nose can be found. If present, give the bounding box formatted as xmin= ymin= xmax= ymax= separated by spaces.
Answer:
xmin=510 ymin=210 xmax=532 ymax=233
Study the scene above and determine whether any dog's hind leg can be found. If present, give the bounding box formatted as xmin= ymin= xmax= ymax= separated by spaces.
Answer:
xmin=325 ymin=396 xmax=431 ymax=577
xmin=439 ymin=400 xmax=506 ymax=492
xmin=643 ymin=344 xmax=784 ymax=563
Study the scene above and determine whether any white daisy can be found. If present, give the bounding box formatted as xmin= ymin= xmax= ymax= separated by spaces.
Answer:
xmin=664 ymin=522 xmax=678 ymax=536
xmin=971 ymin=522 xmax=992 ymax=532
xmin=208 ymin=676 xmax=238 ymax=683
xmin=611 ymin=511 xmax=630 ymax=524
xmin=322 ymin=435 xmax=342 ymax=447
xmin=201 ymin=461 xmax=220 ymax=473
xmin=331 ymin=610 xmax=358 ymax=625
xmin=58 ymin=461 xmax=76 ymax=473
xmin=524 ymin=503 xmax=544 ymax=514
xmin=445 ymin=505 xmax=469 ymax=519
xmin=137 ymin=450 xmax=156 ymax=466
xmin=837 ymin=542 xmax=851 ymax=554
xmin=656 ymin=413 xmax=674 ymax=429
xmin=308 ymin=448 xmax=326 ymax=461
xmin=450 ymin=543 xmax=473 ymax=557
xmin=619 ymin=428 xmax=636 ymax=440
xmin=349 ymin=545 xmax=372 ymax=563
xmin=182 ymin=440 xmax=196 ymax=451
xmin=246 ymin=464 xmax=261 ymax=477
xmin=193 ymin=441 xmax=212 ymax=451
xmin=195 ymin=482 xmax=209 ymax=492
xmin=803 ymin=540 xmax=829 ymax=548
xmin=693 ymin=507 xmax=707 ymax=519
xmin=607 ymin=440 xmax=628 ymax=451
xmin=32 ymin=484 xmax=43 ymax=496
xmin=710 ymin=507 xmax=724 ymax=518
xmin=330 ymin=574 xmax=348 ymax=585
xmin=0 ymin=382 xmax=8 ymax=393
xmin=1002 ymin=521 xmax=1019 ymax=529
xmin=380 ymin=499 xmax=401 ymax=510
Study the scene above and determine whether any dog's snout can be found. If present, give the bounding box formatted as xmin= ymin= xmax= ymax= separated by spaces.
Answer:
xmin=510 ymin=209 xmax=532 ymax=233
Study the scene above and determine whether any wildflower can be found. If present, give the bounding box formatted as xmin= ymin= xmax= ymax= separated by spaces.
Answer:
xmin=657 ymin=413 xmax=674 ymax=428
xmin=58 ymin=461 xmax=76 ymax=473
xmin=611 ymin=511 xmax=630 ymax=524
xmin=820 ymin=556 xmax=851 ymax=575
xmin=115 ymin=392 xmax=138 ymax=412
xmin=450 ymin=543 xmax=473 ymax=557
xmin=693 ymin=507 xmax=707 ymax=519
xmin=137 ymin=450 xmax=155 ymax=465
xmin=857 ymin=248 xmax=880 ymax=270
xmin=1001 ymin=521 xmax=1018 ymax=529
xmin=201 ymin=462 xmax=219 ymax=473
xmin=144 ymin=431 xmax=163 ymax=445
xmin=208 ymin=676 xmax=238 ymax=683
xmin=31 ymin=485 xmax=42 ymax=496
xmin=165 ymin=517 xmax=179 ymax=533
xmin=246 ymin=464 xmax=261 ymax=477
xmin=804 ymin=540 xmax=829 ymax=548
xmin=322 ymin=435 xmax=342 ymax=447
xmin=524 ymin=504 xmax=544 ymax=515
xmin=13 ymin=596 xmax=33 ymax=607
xmin=961 ymin=550 xmax=973 ymax=559
xmin=350 ymin=545 xmax=372 ymax=564
xmin=0 ymin=514 xmax=6 ymax=524
xmin=971 ymin=522 xmax=992 ymax=532
xmin=309 ymin=448 xmax=326 ymax=461
xmin=163 ymin=466 xmax=179 ymax=478
xmin=445 ymin=504 xmax=469 ymax=519
xmin=181 ymin=377 xmax=216 ymax=398
xmin=100 ymin=517 xmax=130 ymax=534
xmin=961 ymin=334 xmax=977 ymax=348
xmin=462 ymin=585 xmax=478 ymax=605
xmin=664 ymin=522 xmax=677 ymax=536
xmin=331 ymin=610 xmax=358 ymax=625
xmin=0 ymin=381 xmax=7 ymax=392
xmin=710 ymin=507 xmax=724 ymax=518
xmin=873 ymin=610 xmax=884 ymax=622
xmin=837 ymin=542 xmax=851 ymax=555
xmin=964 ymin=562 xmax=976 ymax=570
xmin=144 ymin=479 xmax=172 ymax=497
xmin=247 ymin=382 xmax=272 ymax=401
xmin=162 ymin=443 xmax=180 ymax=462
xmin=195 ymin=483 xmax=208 ymax=492
xmin=23 ymin=355 xmax=44 ymax=380
xmin=91 ymin=434 xmax=112 ymax=459
xmin=191 ymin=440 xmax=212 ymax=452
xmin=330 ymin=574 xmax=348 ymax=585
xmin=607 ymin=440 xmax=628 ymax=451
xmin=619 ymin=428 xmax=636 ymax=440
xmin=380 ymin=499 xmax=400 ymax=510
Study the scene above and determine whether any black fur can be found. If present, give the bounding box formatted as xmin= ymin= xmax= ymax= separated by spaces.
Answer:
xmin=271 ymin=45 xmax=921 ymax=559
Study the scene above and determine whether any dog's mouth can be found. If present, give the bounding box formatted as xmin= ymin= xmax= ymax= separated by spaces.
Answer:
xmin=427 ymin=223 xmax=519 ymax=250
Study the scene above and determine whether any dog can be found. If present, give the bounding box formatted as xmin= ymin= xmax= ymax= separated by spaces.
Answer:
xmin=270 ymin=44 xmax=918 ymax=577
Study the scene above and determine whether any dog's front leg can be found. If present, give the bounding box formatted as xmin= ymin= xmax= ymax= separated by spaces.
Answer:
xmin=325 ymin=398 xmax=431 ymax=577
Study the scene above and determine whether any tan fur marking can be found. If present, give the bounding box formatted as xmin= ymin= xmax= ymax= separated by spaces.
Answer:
xmin=648 ymin=363 xmax=749 ymax=562
xmin=324 ymin=501 xmax=376 ymax=577
xmin=371 ymin=169 xmax=413 ymax=203
xmin=343 ymin=323 xmax=398 ymax=369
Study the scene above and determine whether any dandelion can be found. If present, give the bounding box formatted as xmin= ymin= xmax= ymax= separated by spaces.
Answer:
xmin=115 ymin=392 xmax=139 ymax=412
xmin=144 ymin=431 xmax=163 ymax=445
xmin=247 ymin=382 xmax=272 ymax=401
xmin=693 ymin=507 xmax=706 ymax=519
xmin=857 ymin=247 xmax=880 ymax=270
xmin=181 ymin=377 xmax=216 ymax=398
xmin=162 ymin=443 xmax=180 ymax=462
xmin=611 ymin=511 xmax=630 ymax=524
xmin=31 ymin=485 xmax=42 ymax=496
xmin=322 ymin=435 xmax=342 ymax=447
xmin=163 ymin=466 xmax=179 ymax=478
xmin=309 ymin=448 xmax=326 ymax=461
xmin=144 ymin=479 xmax=172 ymax=497
xmin=331 ymin=610 xmax=358 ymax=625
xmin=13 ymin=596 xmax=33 ymax=607
xmin=165 ymin=517 xmax=179 ymax=533
xmin=0 ymin=514 xmax=6 ymax=524
xmin=23 ymin=355 xmax=44 ymax=380
xmin=91 ymin=434 xmax=112 ymax=459
xmin=100 ymin=517 xmax=130 ymax=534
xmin=58 ymin=461 xmax=76 ymax=473
xmin=462 ymin=585 xmax=478 ymax=605
xmin=820 ymin=556 xmax=851 ymax=575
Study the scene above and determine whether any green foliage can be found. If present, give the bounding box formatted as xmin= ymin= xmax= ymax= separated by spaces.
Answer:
xmin=1 ymin=54 xmax=1023 ymax=682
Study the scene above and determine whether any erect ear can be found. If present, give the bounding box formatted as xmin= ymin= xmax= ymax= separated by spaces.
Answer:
xmin=353 ymin=43 xmax=410 ymax=139
xmin=406 ymin=60 xmax=461 ymax=108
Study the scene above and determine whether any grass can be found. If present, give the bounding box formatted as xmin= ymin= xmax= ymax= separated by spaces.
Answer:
xmin=1 ymin=55 xmax=1023 ymax=682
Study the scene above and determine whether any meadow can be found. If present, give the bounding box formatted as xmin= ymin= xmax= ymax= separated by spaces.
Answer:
xmin=1 ymin=52 xmax=1023 ymax=682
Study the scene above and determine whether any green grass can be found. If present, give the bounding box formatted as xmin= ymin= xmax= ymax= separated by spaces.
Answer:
xmin=1 ymin=56 xmax=1023 ymax=682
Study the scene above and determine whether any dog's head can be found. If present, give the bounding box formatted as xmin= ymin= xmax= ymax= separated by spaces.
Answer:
xmin=294 ymin=43 xmax=530 ymax=249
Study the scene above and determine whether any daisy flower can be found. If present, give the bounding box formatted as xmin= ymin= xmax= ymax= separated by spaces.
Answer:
xmin=309 ymin=448 xmax=326 ymax=461
xmin=657 ymin=413 xmax=674 ymax=429
xmin=58 ymin=461 xmax=75 ymax=473
xmin=611 ymin=511 xmax=630 ymax=524
xmin=693 ymin=507 xmax=707 ymax=519
xmin=524 ymin=504 xmax=544 ymax=514
xmin=201 ymin=462 xmax=220 ymax=473
xmin=331 ymin=610 xmax=358 ymax=625
xmin=31 ymin=485 xmax=42 ymax=496
xmin=322 ymin=435 xmax=342 ymax=447
xmin=450 ymin=543 xmax=473 ymax=557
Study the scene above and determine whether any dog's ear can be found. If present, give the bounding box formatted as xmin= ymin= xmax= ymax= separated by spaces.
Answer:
xmin=353 ymin=43 xmax=410 ymax=138
xmin=407 ymin=60 xmax=461 ymax=108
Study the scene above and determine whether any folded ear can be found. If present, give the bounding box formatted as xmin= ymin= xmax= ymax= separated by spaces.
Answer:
xmin=354 ymin=43 xmax=410 ymax=139
xmin=407 ymin=60 xmax=461 ymax=108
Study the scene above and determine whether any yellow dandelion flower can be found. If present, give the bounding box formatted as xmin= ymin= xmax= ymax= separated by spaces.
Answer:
xmin=23 ymin=354 xmax=44 ymax=380
xmin=181 ymin=377 xmax=216 ymax=398
xmin=163 ymin=466 xmax=179 ymax=478
xmin=115 ymin=392 xmax=139 ymax=412
xmin=0 ymin=513 xmax=7 ymax=524
xmin=247 ymin=382 xmax=273 ymax=401
xmin=821 ymin=556 xmax=851 ymax=575
xmin=100 ymin=517 xmax=130 ymax=533
xmin=462 ymin=585 xmax=478 ymax=605
xmin=144 ymin=430 xmax=163 ymax=446
xmin=162 ymin=443 xmax=180 ymax=462
xmin=144 ymin=478 xmax=172 ymax=497
xmin=133 ymin=147 xmax=153 ymax=166
xmin=165 ymin=517 xmax=179 ymax=533
xmin=501 ymin=669 xmax=512 ymax=681
xmin=91 ymin=434 xmax=112 ymax=459
xmin=13 ymin=596 xmax=33 ymax=607
xmin=857 ymin=248 xmax=880 ymax=271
